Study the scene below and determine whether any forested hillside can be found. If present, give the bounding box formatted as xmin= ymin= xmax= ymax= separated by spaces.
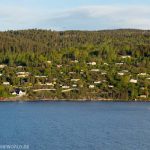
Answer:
xmin=0 ymin=29 xmax=149 ymax=100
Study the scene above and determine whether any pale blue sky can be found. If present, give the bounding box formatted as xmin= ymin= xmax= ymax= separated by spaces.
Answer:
xmin=0 ymin=0 xmax=150 ymax=30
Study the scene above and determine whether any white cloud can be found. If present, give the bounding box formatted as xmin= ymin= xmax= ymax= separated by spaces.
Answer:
xmin=0 ymin=4 xmax=150 ymax=30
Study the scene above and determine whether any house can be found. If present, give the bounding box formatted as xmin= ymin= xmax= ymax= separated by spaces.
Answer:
xmin=89 ymin=85 xmax=95 ymax=89
xmin=121 ymin=55 xmax=131 ymax=59
xmin=115 ymin=63 xmax=124 ymax=65
xmin=104 ymin=63 xmax=108 ymax=65
xmin=33 ymin=89 xmax=56 ymax=92
xmin=18 ymin=90 xmax=26 ymax=96
xmin=45 ymin=83 xmax=54 ymax=86
xmin=12 ymin=89 xmax=26 ymax=96
xmin=102 ymin=80 xmax=107 ymax=83
xmin=108 ymin=85 xmax=114 ymax=88
xmin=130 ymin=79 xmax=137 ymax=83
xmin=53 ymin=82 xmax=57 ymax=85
xmin=17 ymin=72 xmax=30 ymax=78
xmin=3 ymin=82 xmax=10 ymax=85
xmin=71 ymin=60 xmax=79 ymax=63
xmin=138 ymin=73 xmax=147 ymax=76
xmin=101 ymin=72 xmax=107 ymax=75
xmin=122 ymin=70 xmax=129 ymax=73
xmin=80 ymin=70 xmax=84 ymax=74
xmin=139 ymin=95 xmax=147 ymax=98
xmin=140 ymin=87 xmax=145 ymax=90
xmin=72 ymin=84 xmax=77 ymax=87
xmin=57 ymin=65 xmax=62 ymax=68
xmin=0 ymin=73 xmax=2 ymax=76
xmin=62 ymin=89 xmax=72 ymax=93
xmin=12 ymin=92 xmax=17 ymax=96
xmin=71 ymin=79 xmax=80 ymax=82
xmin=91 ymin=69 xmax=100 ymax=72
xmin=62 ymin=86 xmax=70 ymax=89
xmin=87 ymin=62 xmax=96 ymax=66
xmin=69 ymin=72 xmax=76 ymax=74
xmin=0 ymin=64 xmax=7 ymax=69
xmin=17 ymin=66 xmax=23 ymax=68
xmin=47 ymin=61 xmax=52 ymax=64
xmin=35 ymin=75 xmax=47 ymax=78
xmin=118 ymin=72 xmax=124 ymax=76
xmin=94 ymin=81 xmax=101 ymax=84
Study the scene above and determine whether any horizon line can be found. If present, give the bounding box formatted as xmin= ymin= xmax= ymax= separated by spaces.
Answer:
xmin=0 ymin=28 xmax=150 ymax=32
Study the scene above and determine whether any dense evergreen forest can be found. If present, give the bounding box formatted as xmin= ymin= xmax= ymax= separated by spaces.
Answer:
xmin=0 ymin=29 xmax=149 ymax=100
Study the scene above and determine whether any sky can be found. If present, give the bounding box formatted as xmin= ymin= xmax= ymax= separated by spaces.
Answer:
xmin=0 ymin=0 xmax=150 ymax=31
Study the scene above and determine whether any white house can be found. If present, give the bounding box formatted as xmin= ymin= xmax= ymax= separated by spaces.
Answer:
xmin=101 ymin=72 xmax=107 ymax=75
xmin=139 ymin=95 xmax=147 ymax=98
xmin=89 ymin=85 xmax=95 ymax=89
xmin=0 ymin=64 xmax=7 ymax=69
xmin=45 ymin=83 xmax=54 ymax=86
xmin=87 ymin=62 xmax=96 ymax=66
xmin=138 ymin=73 xmax=147 ymax=76
xmin=121 ymin=55 xmax=131 ymax=59
xmin=62 ymin=89 xmax=72 ymax=93
xmin=35 ymin=75 xmax=47 ymax=78
xmin=57 ymin=65 xmax=62 ymax=68
xmin=69 ymin=72 xmax=76 ymax=74
xmin=115 ymin=63 xmax=124 ymax=65
xmin=118 ymin=72 xmax=124 ymax=76
xmin=122 ymin=70 xmax=129 ymax=73
xmin=108 ymin=85 xmax=114 ymax=88
xmin=94 ymin=81 xmax=101 ymax=84
xmin=3 ymin=82 xmax=10 ymax=85
xmin=18 ymin=91 xmax=26 ymax=96
xmin=72 ymin=84 xmax=77 ymax=87
xmin=130 ymin=79 xmax=138 ymax=83
xmin=62 ymin=86 xmax=70 ymax=89
xmin=71 ymin=60 xmax=79 ymax=63
xmin=104 ymin=63 xmax=108 ymax=65
xmin=71 ymin=79 xmax=80 ymax=82
xmin=33 ymin=89 xmax=56 ymax=92
xmin=91 ymin=69 xmax=100 ymax=72
xmin=12 ymin=90 xmax=26 ymax=96
xmin=17 ymin=72 xmax=30 ymax=78
xmin=47 ymin=61 xmax=52 ymax=64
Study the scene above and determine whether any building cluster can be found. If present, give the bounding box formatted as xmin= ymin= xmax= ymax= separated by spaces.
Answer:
xmin=0 ymin=55 xmax=149 ymax=99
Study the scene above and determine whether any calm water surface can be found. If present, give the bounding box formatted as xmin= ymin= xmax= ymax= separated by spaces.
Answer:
xmin=0 ymin=102 xmax=150 ymax=150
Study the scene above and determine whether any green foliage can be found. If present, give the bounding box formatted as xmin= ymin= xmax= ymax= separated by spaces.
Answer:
xmin=0 ymin=29 xmax=149 ymax=100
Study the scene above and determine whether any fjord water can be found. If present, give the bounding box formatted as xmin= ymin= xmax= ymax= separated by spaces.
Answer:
xmin=0 ymin=102 xmax=150 ymax=150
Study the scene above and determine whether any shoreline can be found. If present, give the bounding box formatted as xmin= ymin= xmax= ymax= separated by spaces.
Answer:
xmin=0 ymin=96 xmax=150 ymax=102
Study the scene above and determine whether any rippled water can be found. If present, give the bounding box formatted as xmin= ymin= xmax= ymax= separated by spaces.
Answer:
xmin=0 ymin=102 xmax=150 ymax=150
